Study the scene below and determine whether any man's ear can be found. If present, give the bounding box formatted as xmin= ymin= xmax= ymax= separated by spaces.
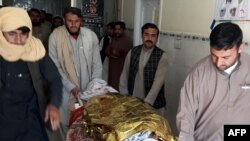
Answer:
xmin=238 ymin=43 xmax=245 ymax=53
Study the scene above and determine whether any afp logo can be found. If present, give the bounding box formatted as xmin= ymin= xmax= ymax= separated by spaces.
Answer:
xmin=224 ymin=125 xmax=250 ymax=140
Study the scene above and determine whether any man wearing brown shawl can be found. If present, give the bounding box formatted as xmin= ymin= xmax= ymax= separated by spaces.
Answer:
xmin=106 ymin=21 xmax=133 ymax=90
xmin=0 ymin=7 xmax=62 ymax=141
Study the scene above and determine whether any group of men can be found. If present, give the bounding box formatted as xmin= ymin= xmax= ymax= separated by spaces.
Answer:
xmin=0 ymin=5 xmax=249 ymax=141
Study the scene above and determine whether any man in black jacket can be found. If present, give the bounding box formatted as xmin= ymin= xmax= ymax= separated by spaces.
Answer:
xmin=0 ymin=7 xmax=62 ymax=141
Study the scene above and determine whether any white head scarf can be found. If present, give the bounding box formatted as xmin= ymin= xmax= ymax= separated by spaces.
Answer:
xmin=0 ymin=7 xmax=45 ymax=62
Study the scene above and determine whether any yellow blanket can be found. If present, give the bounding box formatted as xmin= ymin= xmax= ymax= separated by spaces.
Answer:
xmin=84 ymin=93 xmax=178 ymax=141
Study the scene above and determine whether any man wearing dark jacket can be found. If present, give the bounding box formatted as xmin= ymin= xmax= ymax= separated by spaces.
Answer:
xmin=0 ymin=7 xmax=62 ymax=141
xmin=119 ymin=23 xmax=168 ymax=117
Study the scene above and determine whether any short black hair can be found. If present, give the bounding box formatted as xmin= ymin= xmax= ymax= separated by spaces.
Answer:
xmin=114 ymin=21 xmax=126 ymax=30
xmin=210 ymin=22 xmax=243 ymax=50
xmin=107 ymin=22 xmax=115 ymax=29
xmin=141 ymin=23 xmax=159 ymax=36
xmin=17 ymin=26 xmax=30 ymax=33
xmin=63 ymin=7 xmax=82 ymax=18
xmin=28 ymin=8 xmax=41 ymax=15
xmin=53 ymin=16 xmax=63 ymax=21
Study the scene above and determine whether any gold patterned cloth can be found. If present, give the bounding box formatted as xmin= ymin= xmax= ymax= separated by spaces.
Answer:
xmin=83 ymin=93 xmax=177 ymax=141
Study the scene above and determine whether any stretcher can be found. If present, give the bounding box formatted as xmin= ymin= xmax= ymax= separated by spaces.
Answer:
xmin=66 ymin=93 xmax=177 ymax=141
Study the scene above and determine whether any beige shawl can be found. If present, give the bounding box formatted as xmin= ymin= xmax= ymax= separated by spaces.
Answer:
xmin=0 ymin=7 xmax=45 ymax=62
xmin=52 ymin=26 xmax=79 ymax=87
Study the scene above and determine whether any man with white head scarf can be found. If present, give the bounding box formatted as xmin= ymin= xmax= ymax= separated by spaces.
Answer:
xmin=0 ymin=7 xmax=62 ymax=141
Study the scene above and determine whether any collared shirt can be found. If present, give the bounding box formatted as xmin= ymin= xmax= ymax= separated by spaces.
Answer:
xmin=177 ymin=53 xmax=250 ymax=141
xmin=224 ymin=61 xmax=238 ymax=75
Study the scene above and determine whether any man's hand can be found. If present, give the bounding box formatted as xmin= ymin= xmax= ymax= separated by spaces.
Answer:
xmin=44 ymin=104 xmax=60 ymax=131
xmin=71 ymin=86 xmax=80 ymax=97
xmin=144 ymin=98 xmax=154 ymax=106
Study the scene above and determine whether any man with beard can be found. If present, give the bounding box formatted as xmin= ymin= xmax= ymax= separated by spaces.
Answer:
xmin=106 ymin=21 xmax=133 ymax=90
xmin=176 ymin=22 xmax=250 ymax=141
xmin=28 ymin=8 xmax=51 ymax=50
xmin=48 ymin=7 xmax=102 ymax=139
xmin=119 ymin=23 xmax=168 ymax=117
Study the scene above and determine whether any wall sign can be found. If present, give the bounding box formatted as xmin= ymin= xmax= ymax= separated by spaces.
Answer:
xmin=82 ymin=0 xmax=103 ymax=27
xmin=215 ymin=0 xmax=250 ymax=21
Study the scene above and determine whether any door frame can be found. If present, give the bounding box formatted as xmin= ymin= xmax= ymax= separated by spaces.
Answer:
xmin=133 ymin=0 xmax=163 ymax=46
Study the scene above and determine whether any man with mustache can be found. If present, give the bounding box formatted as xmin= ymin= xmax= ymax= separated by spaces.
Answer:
xmin=119 ymin=23 xmax=168 ymax=117
xmin=176 ymin=22 xmax=250 ymax=141
xmin=48 ymin=7 xmax=102 ymax=139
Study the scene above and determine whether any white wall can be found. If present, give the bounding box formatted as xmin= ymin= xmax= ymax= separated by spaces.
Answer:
xmin=103 ymin=0 xmax=117 ymax=24
xmin=120 ymin=0 xmax=250 ymax=136
xmin=122 ymin=0 xmax=250 ymax=44
xmin=161 ymin=0 xmax=215 ymax=36
xmin=118 ymin=0 xmax=134 ymax=27
xmin=159 ymin=33 xmax=210 ymax=135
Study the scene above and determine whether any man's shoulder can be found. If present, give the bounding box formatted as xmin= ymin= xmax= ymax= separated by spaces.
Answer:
xmin=239 ymin=53 xmax=250 ymax=67
xmin=50 ymin=26 xmax=65 ymax=35
xmin=189 ymin=55 xmax=212 ymax=74
xmin=80 ymin=27 xmax=98 ymax=38
xmin=241 ymin=52 xmax=250 ymax=61
xmin=80 ymin=27 xmax=95 ymax=34
xmin=131 ymin=45 xmax=142 ymax=51
xmin=154 ymin=46 xmax=165 ymax=52
xmin=134 ymin=45 xmax=143 ymax=48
